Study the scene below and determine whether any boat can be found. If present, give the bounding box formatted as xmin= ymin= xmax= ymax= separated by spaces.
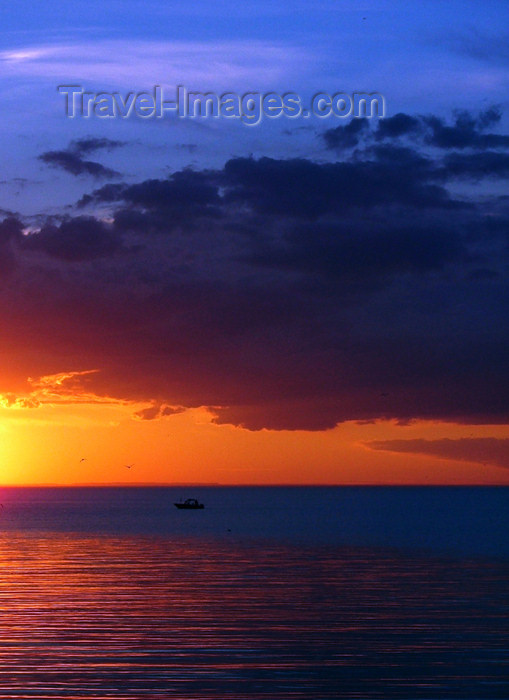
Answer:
xmin=174 ymin=498 xmax=204 ymax=509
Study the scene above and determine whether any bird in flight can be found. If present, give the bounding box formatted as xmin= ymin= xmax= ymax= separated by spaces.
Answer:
xmin=125 ymin=464 xmax=134 ymax=469
xmin=80 ymin=458 xmax=87 ymax=462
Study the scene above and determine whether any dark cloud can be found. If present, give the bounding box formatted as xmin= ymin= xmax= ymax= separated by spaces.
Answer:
xmin=366 ymin=144 xmax=442 ymax=179
xmin=375 ymin=112 xmax=422 ymax=140
xmin=82 ymin=148 xmax=460 ymax=219
xmin=0 ymin=216 xmax=23 ymax=275
xmin=424 ymin=110 xmax=509 ymax=150
xmin=3 ymin=107 xmax=509 ymax=430
xmin=134 ymin=404 xmax=186 ymax=420
xmin=80 ymin=169 xmax=221 ymax=224
xmin=23 ymin=216 xmax=123 ymax=261
xmin=112 ymin=208 xmax=162 ymax=234
xmin=0 ymin=216 xmax=23 ymax=243
xmin=2 ymin=209 xmax=509 ymax=429
xmin=477 ymin=106 xmax=503 ymax=129
xmin=69 ymin=137 xmax=127 ymax=155
xmin=246 ymin=220 xmax=466 ymax=285
xmin=38 ymin=137 xmax=126 ymax=178
xmin=79 ymin=183 xmax=126 ymax=207
xmin=366 ymin=438 xmax=509 ymax=470
xmin=322 ymin=118 xmax=370 ymax=150
xmin=221 ymin=156 xmax=456 ymax=215
xmin=323 ymin=106 xmax=509 ymax=155
xmin=443 ymin=151 xmax=509 ymax=179
xmin=39 ymin=150 xmax=120 ymax=178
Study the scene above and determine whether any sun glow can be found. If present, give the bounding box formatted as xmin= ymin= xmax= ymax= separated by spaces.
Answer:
xmin=0 ymin=389 xmax=508 ymax=486
xmin=0 ymin=371 xmax=507 ymax=486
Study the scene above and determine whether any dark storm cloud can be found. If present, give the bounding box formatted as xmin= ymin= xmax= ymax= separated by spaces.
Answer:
xmin=375 ymin=113 xmax=422 ymax=140
xmin=3 ymin=202 xmax=509 ymax=428
xmin=0 ymin=216 xmax=23 ymax=274
xmin=366 ymin=438 xmax=509 ymax=470
xmin=246 ymin=220 xmax=466 ymax=284
xmin=4 ymin=107 xmax=509 ymax=430
xmin=322 ymin=106 xmax=509 ymax=155
xmin=322 ymin=114 xmax=422 ymax=151
xmin=80 ymin=170 xmax=221 ymax=224
xmin=366 ymin=144 xmax=442 ymax=179
xmin=322 ymin=118 xmax=370 ymax=150
xmin=134 ymin=404 xmax=186 ymax=420
xmin=79 ymin=183 xmax=126 ymax=207
xmin=443 ymin=151 xmax=509 ymax=179
xmin=23 ymin=216 xmax=123 ymax=261
xmin=0 ymin=216 xmax=23 ymax=242
xmin=424 ymin=109 xmax=509 ymax=150
xmin=221 ymin=156 xmax=456 ymax=215
xmin=112 ymin=208 xmax=162 ymax=234
xmin=81 ymin=149 xmax=458 ymax=220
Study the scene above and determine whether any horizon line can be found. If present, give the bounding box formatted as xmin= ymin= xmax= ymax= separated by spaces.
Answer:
xmin=0 ymin=482 xmax=508 ymax=488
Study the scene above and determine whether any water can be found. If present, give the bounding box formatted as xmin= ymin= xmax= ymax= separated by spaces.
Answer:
xmin=0 ymin=487 xmax=507 ymax=699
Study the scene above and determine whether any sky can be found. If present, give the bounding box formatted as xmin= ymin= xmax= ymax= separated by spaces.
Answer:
xmin=0 ymin=0 xmax=509 ymax=485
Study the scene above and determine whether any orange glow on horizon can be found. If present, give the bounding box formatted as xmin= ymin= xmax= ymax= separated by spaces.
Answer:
xmin=0 ymin=392 xmax=508 ymax=486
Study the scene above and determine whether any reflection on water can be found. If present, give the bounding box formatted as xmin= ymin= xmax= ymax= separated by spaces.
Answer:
xmin=0 ymin=532 xmax=508 ymax=698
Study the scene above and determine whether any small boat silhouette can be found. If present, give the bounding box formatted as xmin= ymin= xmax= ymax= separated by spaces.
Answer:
xmin=174 ymin=498 xmax=204 ymax=510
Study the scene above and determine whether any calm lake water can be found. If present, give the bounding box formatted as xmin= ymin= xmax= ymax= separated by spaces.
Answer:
xmin=0 ymin=486 xmax=507 ymax=699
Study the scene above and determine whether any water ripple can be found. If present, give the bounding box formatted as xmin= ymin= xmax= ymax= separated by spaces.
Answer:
xmin=0 ymin=533 xmax=507 ymax=698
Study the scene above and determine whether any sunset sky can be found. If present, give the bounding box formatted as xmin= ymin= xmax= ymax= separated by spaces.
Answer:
xmin=0 ymin=0 xmax=508 ymax=484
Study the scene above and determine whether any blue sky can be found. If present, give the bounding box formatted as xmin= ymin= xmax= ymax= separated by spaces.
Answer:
xmin=1 ymin=0 xmax=509 ymax=215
